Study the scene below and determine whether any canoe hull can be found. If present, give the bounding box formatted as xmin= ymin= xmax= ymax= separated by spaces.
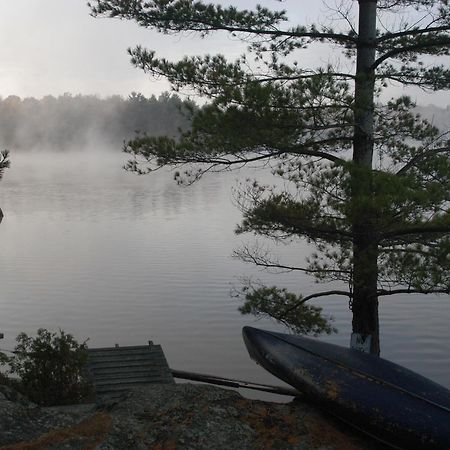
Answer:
xmin=242 ymin=326 xmax=450 ymax=450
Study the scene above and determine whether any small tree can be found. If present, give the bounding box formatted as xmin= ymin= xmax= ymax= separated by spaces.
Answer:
xmin=7 ymin=328 xmax=92 ymax=405
xmin=89 ymin=0 xmax=450 ymax=354
xmin=0 ymin=149 xmax=9 ymax=219
xmin=0 ymin=150 xmax=8 ymax=179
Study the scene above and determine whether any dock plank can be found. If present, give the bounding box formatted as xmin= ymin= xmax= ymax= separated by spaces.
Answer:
xmin=87 ymin=343 xmax=174 ymax=397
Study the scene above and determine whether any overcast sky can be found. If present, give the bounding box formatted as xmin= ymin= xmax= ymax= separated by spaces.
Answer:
xmin=0 ymin=0 xmax=448 ymax=107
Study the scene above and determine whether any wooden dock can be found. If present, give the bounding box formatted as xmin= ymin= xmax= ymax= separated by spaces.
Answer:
xmin=86 ymin=340 xmax=298 ymax=399
xmin=87 ymin=341 xmax=174 ymax=397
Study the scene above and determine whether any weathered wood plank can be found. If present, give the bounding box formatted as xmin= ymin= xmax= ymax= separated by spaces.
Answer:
xmin=88 ymin=356 xmax=168 ymax=366
xmin=87 ymin=346 xmax=165 ymax=357
xmin=94 ymin=376 xmax=171 ymax=387
xmin=86 ymin=342 xmax=174 ymax=396
xmin=95 ymin=383 xmax=171 ymax=394
xmin=87 ymin=348 xmax=166 ymax=358
xmin=88 ymin=344 xmax=156 ymax=352
xmin=91 ymin=364 xmax=166 ymax=377
xmin=92 ymin=370 xmax=169 ymax=381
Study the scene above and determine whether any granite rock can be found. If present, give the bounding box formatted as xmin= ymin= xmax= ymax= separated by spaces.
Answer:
xmin=0 ymin=384 xmax=383 ymax=450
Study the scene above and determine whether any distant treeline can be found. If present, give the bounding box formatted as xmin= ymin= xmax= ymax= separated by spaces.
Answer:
xmin=0 ymin=92 xmax=194 ymax=151
xmin=0 ymin=93 xmax=447 ymax=152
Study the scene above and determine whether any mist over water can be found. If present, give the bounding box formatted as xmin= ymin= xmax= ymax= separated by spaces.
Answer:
xmin=0 ymin=149 xmax=449 ymax=401
xmin=0 ymin=93 xmax=192 ymax=152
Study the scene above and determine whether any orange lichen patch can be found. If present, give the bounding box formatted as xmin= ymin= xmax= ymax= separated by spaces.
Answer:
xmin=235 ymin=398 xmax=252 ymax=409
xmin=152 ymin=438 xmax=177 ymax=450
xmin=305 ymin=413 xmax=363 ymax=450
xmin=235 ymin=400 xmax=303 ymax=449
xmin=140 ymin=405 xmax=194 ymax=427
xmin=324 ymin=380 xmax=342 ymax=401
xmin=0 ymin=412 xmax=112 ymax=450
xmin=234 ymin=396 xmax=367 ymax=450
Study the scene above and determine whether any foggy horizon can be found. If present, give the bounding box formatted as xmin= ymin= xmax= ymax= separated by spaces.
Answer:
xmin=0 ymin=92 xmax=193 ymax=152
xmin=1 ymin=1 xmax=449 ymax=107
xmin=0 ymin=92 xmax=448 ymax=155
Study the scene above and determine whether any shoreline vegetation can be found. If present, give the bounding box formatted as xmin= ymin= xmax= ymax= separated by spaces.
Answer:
xmin=0 ymin=93 xmax=448 ymax=153
xmin=0 ymin=93 xmax=194 ymax=152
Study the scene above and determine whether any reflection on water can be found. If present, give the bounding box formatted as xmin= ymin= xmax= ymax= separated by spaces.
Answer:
xmin=0 ymin=150 xmax=449 ymax=399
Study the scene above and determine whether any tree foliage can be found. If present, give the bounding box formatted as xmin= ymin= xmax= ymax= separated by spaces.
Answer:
xmin=89 ymin=0 xmax=450 ymax=353
xmin=238 ymin=284 xmax=337 ymax=336
xmin=0 ymin=93 xmax=193 ymax=151
xmin=0 ymin=150 xmax=9 ymax=180
xmin=0 ymin=149 xmax=10 ymax=219
xmin=4 ymin=328 xmax=92 ymax=406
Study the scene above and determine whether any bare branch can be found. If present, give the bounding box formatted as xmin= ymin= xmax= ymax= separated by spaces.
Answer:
xmin=378 ymin=288 xmax=450 ymax=296
xmin=234 ymin=246 xmax=351 ymax=275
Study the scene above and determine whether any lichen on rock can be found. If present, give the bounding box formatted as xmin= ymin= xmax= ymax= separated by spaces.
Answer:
xmin=0 ymin=383 xmax=382 ymax=449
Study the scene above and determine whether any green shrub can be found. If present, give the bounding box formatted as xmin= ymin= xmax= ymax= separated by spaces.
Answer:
xmin=0 ymin=350 xmax=9 ymax=366
xmin=7 ymin=328 xmax=92 ymax=406
xmin=0 ymin=351 xmax=18 ymax=389
xmin=0 ymin=369 xmax=13 ymax=387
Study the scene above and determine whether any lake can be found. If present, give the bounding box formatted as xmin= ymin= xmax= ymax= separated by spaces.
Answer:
xmin=0 ymin=150 xmax=448 ymax=399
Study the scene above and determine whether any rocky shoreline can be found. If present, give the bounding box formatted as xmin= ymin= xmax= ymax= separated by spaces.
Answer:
xmin=0 ymin=383 xmax=383 ymax=449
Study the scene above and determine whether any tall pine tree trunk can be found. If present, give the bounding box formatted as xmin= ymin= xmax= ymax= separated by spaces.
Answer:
xmin=352 ymin=0 xmax=380 ymax=355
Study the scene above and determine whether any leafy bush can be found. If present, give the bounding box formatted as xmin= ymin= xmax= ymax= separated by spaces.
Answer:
xmin=0 ymin=351 xmax=19 ymax=390
xmin=6 ymin=328 xmax=92 ymax=406
xmin=0 ymin=350 xmax=9 ymax=366
xmin=0 ymin=369 xmax=16 ymax=388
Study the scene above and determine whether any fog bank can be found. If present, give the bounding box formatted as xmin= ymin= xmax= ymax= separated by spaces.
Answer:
xmin=0 ymin=92 xmax=193 ymax=152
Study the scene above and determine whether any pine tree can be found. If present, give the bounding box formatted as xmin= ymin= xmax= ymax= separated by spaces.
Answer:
xmin=89 ymin=0 xmax=450 ymax=354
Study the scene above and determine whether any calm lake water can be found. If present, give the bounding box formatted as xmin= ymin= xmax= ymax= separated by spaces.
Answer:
xmin=0 ymin=150 xmax=449 ymax=399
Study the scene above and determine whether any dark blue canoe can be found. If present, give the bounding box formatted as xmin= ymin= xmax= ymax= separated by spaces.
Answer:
xmin=242 ymin=326 xmax=450 ymax=449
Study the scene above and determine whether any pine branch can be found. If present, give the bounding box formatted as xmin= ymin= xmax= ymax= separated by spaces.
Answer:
xmin=377 ymin=26 xmax=450 ymax=43
xmin=126 ymin=132 xmax=349 ymax=168
xmin=382 ymin=224 xmax=450 ymax=239
xmin=377 ymin=65 xmax=450 ymax=90
xmin=234 ymin=247 xmax=351 ymax=275
xmin=373 ymin=37 xmax=450 ymax=69
xmin=89 ymin=0 xmax=357 ymax=44
xmin=396 ymin=145 xmax=450 ymax=175
xmin=281 ymin=290 xmax=352 ymax=317
xmin=286 ymin=146 xmax=347 ymax=164
xmin=254 ymin=73 xmax=356 ymax=83
xmin=152 ymin=148 xmax=344 ymax=167
xmin=238 ymin=213 xmax=354 ymax=243
xmin=378 ymin=288 xmax=450 ymax=296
